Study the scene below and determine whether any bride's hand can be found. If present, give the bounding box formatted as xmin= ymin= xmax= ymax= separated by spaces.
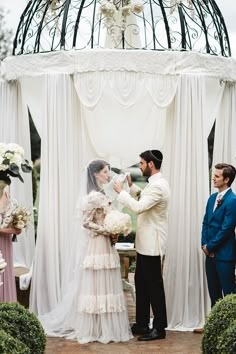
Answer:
xmin=110 ymin=234 xmax=119 ymax=244
xmin=113 ymin=181 xmax=123 ymax=193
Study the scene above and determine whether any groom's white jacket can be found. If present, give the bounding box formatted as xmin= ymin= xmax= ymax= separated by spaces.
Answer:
xmin=117 ymin=172 xmax=170 ymax=256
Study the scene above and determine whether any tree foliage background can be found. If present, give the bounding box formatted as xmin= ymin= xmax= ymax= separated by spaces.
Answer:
xmin=0 ymin=7 xmax=13 ymax=61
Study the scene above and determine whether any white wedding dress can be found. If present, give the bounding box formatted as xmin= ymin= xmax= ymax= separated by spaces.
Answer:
xmin=39 ymin=191 xmax=132 ymax=344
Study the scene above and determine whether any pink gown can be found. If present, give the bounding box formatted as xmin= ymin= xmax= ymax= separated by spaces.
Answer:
xmin=0 ymin=192 xmax=17 ymax=302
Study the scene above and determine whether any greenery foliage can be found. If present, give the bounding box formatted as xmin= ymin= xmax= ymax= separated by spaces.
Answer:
xmin=0 ymin=7 xmax=13 ymax=61
xmin=0 ymin=329 xmax=30 ymax=354
xmin=202 ymin=294 xmax=236 ymax=354
xmin=0 ymin=302 xmax=46 ymax=354
xmin=118 ymin=230 xmax=135 ymax=243
xmin=217 ymin=320 xmax=236 ymax=354
xmin=29 ymin=112 xmax=41 ymax=162
xmin=32 ymin=166 xmax=38 ymax=205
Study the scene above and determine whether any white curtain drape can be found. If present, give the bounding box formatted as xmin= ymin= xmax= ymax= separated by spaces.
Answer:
xmin=164 ymin=75 xmax=210 ymax=329
xmin=22 ymin=74 xmax=83 ymax=314
xmin=212 ymin=83 xmax=236 ymax=192
xmin=0 ymin=79 xmax=34 ymax=269
xmin=2 ymin=50 xmax=236 ymax=329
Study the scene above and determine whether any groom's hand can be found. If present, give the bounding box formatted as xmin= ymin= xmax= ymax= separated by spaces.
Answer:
xmin=127 ymin=174 xmax=133 ymax=187
xmin=202 ymin=244 xmax=209 ymax=256
xmin=113 ymin=180 xmax=123 ymax=193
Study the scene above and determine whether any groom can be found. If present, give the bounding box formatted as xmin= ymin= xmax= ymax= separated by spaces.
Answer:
xmin=201 ymin=163 xmax=236 ymax=308
xmin=114 ymin=150 xmax=170 ymax=341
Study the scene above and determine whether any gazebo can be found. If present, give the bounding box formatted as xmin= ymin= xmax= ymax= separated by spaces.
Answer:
xmin=1 ymin=0 xmax=236 ymax=329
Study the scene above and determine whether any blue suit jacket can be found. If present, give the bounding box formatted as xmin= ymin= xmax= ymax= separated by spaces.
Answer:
xmin=201 ymin=189 xmax=236 ymax=261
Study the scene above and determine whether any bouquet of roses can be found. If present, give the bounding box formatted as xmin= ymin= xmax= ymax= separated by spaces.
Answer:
xmin=104 ymin=210 xmax=132 ymax=244
xmin=0 ymin=205 xmax=32 ymax=241
xmin=11 ymin=206 xmax=31 ymax=230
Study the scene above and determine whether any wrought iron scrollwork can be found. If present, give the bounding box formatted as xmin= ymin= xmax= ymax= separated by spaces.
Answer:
xmin=12 ymin=0 xmax=231 ymax=57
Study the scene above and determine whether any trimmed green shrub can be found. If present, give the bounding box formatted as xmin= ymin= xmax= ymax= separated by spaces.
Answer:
xmin=0 ymin=329 xmax=30 ymax=354
xmin=217 ymin=320 xmax=236 ymax=354
xmin=202 ymin=294 xmax=236 ymax=354
xmin=0 ymin=302 xmax=46 ymax=354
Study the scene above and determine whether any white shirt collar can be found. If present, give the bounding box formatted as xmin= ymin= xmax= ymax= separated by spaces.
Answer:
xmin=217 ymin=187 xmax=230 ymax=199
xmin=148 ymin=172 xmax=162 ymax=183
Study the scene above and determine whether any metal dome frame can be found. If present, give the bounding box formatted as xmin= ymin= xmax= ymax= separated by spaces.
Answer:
xmin=13 ymin=0 xmax=231 ymax=56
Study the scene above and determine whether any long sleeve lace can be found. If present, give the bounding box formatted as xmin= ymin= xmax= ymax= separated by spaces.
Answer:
xmin=83 ymin=209 xmax=110 ymax=237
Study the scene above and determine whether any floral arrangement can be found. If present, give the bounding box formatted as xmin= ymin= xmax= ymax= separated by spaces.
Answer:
xmin=104 ymin=209 xmax=131 ymax=236
xmin=100 ymin=0 xmax=144 ymax=46
xmin=10 ymin=206 xmax=31 ymax=230
xmin=0 ymin=143 xmax=32 ymax=183
xmin=0 ymin=204 xmax=31 ymax=242
xmin=100 ymin=0 xmax=144 ymax=18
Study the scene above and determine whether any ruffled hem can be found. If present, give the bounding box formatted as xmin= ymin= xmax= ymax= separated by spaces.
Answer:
xmin=78 ymin=293 xmax=126 ymax=314
xmin=65 ymin=311 xmax=133 ymax=343
xmin=82 ymin=253 xmax=120 ymax=269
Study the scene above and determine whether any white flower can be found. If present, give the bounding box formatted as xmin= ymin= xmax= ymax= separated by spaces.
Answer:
xmin=100 ymin=0 xmax=116 ymax=17
xmin=122 ymin=5 xmax=132 ymax=17
xmin=9 ymin=154 xmax=23 ymax=167
xmin=104 ymin=210 xmax=131 ymax=236
xmin=7 ymin=143 xmax=25 ymax=156
xmin=15 ymin=220 xmax=25 ymax=229
xmin=131 ymin=1 xmax=144 ymax=13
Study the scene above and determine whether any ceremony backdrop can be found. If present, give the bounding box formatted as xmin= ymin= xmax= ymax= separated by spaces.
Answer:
xmin=1 ymin=49 xmax=236 ymax=329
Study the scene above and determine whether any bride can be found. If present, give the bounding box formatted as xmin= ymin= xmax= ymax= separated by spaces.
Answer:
xmin=39 ymin=160 xmax=132 ymax=344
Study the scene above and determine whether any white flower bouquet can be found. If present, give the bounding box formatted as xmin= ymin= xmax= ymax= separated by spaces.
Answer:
xmin=11 ymin=206 xmax=31 ymax=230
xmin=0 ymin=143 xmax=32 ymax=183
xmin=104 ymin=210 xmax=131 ymax=236
xmin=0 ymin=204 xmax=31 ymax=241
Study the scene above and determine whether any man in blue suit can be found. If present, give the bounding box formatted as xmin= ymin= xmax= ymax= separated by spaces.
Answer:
xmin=202 ymin=163 xmax=236 ymax=307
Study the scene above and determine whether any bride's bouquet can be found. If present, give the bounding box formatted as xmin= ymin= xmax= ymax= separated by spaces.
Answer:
xmin=104 ymin=210 xmax=132 ymax=236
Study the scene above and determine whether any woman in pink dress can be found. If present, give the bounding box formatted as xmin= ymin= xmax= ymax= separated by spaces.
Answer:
xmin=0 ymin=178 xmax=21 ymax=302
xmin=0 ymin=143 xmax=32 ymax=302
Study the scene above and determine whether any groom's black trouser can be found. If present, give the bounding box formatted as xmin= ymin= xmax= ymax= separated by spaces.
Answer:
xmin=135 ymin=252 xmax=167 ymax=330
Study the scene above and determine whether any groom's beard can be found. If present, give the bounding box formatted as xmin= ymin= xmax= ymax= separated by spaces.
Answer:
xmin=142 ymin=165 xmax=151 ymax=177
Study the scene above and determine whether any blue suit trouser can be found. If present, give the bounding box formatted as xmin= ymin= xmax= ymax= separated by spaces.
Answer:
xmin=205 ymin=257 xmax=235 ymax=307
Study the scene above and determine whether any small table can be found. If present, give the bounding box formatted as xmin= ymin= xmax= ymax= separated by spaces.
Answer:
xmin=116 ymin=244 xmax=136 ymax=302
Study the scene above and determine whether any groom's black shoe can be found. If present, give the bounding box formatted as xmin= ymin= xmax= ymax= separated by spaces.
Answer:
xmin=131 ymin=323 xmax=150 ymax=335
xmin=138 ymin=328 xmax=166 ymax=341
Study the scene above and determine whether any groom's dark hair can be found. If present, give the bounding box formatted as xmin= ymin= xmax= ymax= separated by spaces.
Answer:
xmin=140 ymin=150 xmax=163 ymax=170
xmin=215 ymin=163 xmax=236 ymax=187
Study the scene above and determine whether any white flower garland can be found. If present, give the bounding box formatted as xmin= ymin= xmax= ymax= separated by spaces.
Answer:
xmin=100 ymin=0 xmax=144 ymax=47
